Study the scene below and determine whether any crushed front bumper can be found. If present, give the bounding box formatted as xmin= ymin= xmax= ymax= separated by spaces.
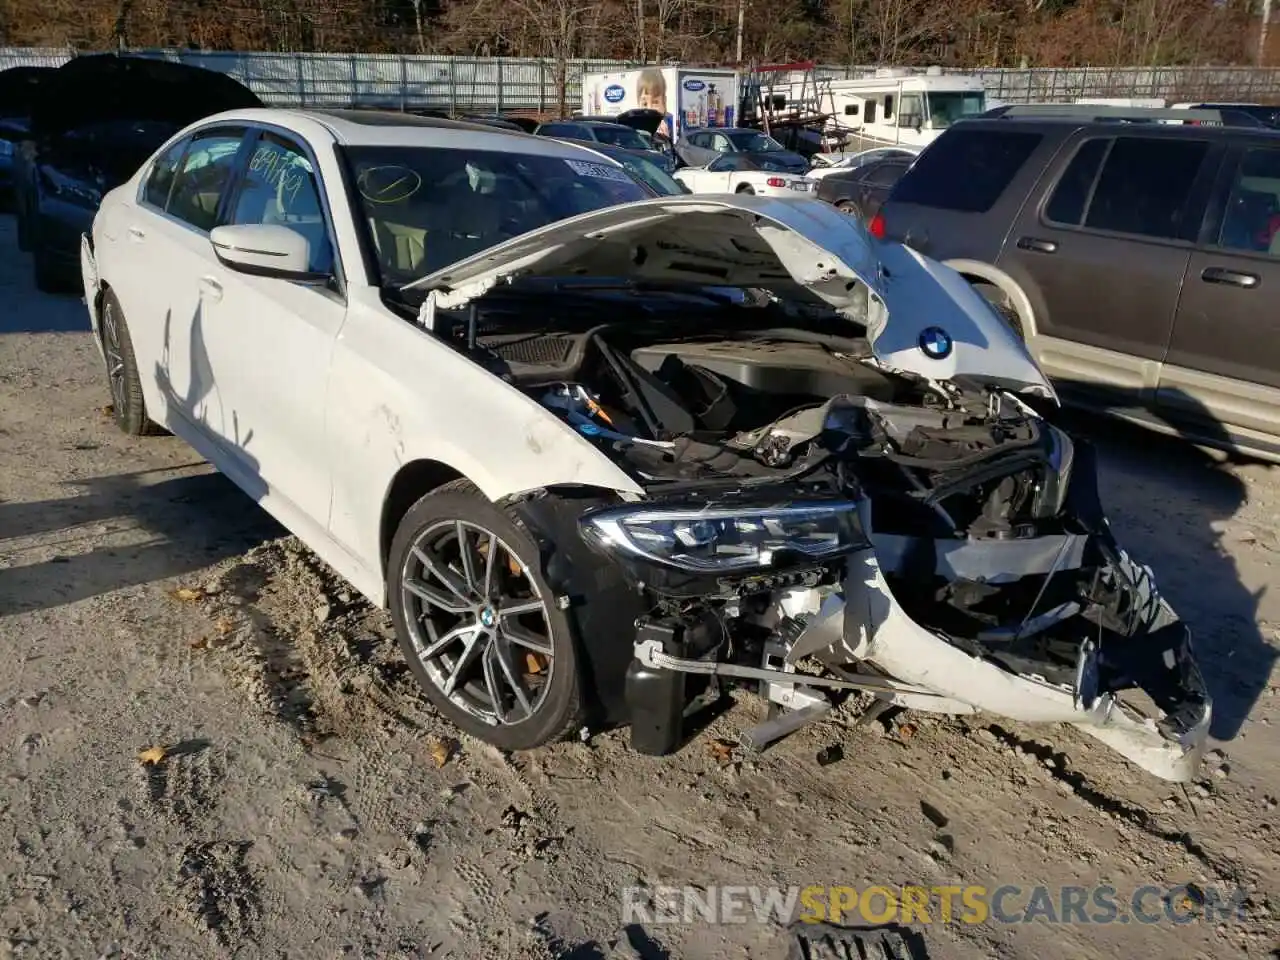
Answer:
xmin=816 ymin=545 xmax=1212 ymax=782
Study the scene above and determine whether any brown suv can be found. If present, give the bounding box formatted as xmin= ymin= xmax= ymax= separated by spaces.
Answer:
xmin=877 ymin=107 xmax=1280 ymax=462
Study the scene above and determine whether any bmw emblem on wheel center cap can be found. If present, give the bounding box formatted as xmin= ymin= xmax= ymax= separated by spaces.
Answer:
xmin=479 ymin=607 xmax=496 ymax=628
xmin=918 ymin=326 xmax=953 ymax=360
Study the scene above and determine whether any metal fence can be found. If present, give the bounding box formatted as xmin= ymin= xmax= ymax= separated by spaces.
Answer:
xmin=3 ymin=47 xmax=1279 ymax=113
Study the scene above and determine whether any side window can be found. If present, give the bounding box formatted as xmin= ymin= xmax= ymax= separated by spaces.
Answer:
xmin=229 ymin=133 xmax=333 ymax=275
xmin=867 ymin=162 xmax=907 ymax=185
xmin=143 ymin=138 xmax=188 ymax=210
xmin=844 ymin=103 xmax=859 ymax=116
xmin=166 ymin=132 xmax=245 ymax=232
xmin=712 ymin=134 xmax=731 ymax=152
xmin=1044 ymin=137 xmax=1110 ymax=226
xmin=898 ymin=94 xmax=923 ymax=128
xmin=1083 ymin=137 xmax=1209 ymax=240
xmin=866 ymin=100 xmax=878 ymax=123
xmin=1218 ymin=147 xmax=1280 ymax=255
xmin=884 ymin=95 xmax=895 ymax=120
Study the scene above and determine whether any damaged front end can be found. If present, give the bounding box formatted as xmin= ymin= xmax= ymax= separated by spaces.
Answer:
xmin=410 ymin=197 xmax=1210 ymax=781
xmin=562 ymin=383 xmax=1209 ymax=782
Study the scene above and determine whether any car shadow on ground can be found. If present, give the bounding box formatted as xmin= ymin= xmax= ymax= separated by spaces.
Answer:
xmin=0 ymin=468 xmax=282 ymax=616
xmin=1 ymin=295 xmax=278 ymax=615
xmin=1053 ymin=381 xmax=1275 ymax=742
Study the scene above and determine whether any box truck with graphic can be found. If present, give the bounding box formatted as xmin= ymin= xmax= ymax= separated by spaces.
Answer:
xmin=581 ymin=67 xmax=740 ymax=143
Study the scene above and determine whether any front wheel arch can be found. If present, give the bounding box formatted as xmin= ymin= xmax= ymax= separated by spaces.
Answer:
xmin=944 ymin=259 xmax=1038 ymax=341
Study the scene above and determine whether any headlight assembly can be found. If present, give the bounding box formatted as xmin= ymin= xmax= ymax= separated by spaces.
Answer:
xmin=579 ymin=500 xmax=865 ymax=574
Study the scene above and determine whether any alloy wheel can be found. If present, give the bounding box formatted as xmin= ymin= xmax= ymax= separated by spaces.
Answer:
xmin=101 ymin=301 xmax=127 ymax=414
xmin=400 ymin=519 xmax=554 ymax=726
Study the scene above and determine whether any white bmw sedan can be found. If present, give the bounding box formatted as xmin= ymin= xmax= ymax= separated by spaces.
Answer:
xmin=80 ymin=108 xmax=1210 ymax=780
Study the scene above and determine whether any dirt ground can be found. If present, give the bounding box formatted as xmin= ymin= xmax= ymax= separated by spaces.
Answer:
xmin=1 ymin=214 xmax=1278 ymax=960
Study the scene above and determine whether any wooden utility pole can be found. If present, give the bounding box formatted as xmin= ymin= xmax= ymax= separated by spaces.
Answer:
xmin=1261 ymin=0 xmax=1273 ymax=66
xmin=735 ymin=0 xmax=745 ymax=63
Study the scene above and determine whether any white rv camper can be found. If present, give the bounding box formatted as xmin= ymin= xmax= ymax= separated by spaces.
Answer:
xmin=802 ymin=67 xmax=987 ymax=152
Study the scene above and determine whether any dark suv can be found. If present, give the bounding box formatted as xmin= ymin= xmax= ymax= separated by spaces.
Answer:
xmin=877 ymin=107 xmax=1280 ymax=461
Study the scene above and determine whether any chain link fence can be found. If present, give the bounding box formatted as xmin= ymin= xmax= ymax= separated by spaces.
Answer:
xmin=2 ymin=48 xmax=1278 ymax=113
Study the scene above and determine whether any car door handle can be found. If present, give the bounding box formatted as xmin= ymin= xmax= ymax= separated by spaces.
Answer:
xmin=127 ymin=226 xmax=146 ymax=242
xmin=1201 ymin=267 xmax=1260 ymax=288
xmin=199 ymin=275 xmax=223 ymax=302
xmin=1017 ymin=236 xmax=1058 ymax=254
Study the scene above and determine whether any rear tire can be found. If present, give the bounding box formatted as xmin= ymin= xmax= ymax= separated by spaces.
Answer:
xmin=100 ymin=290 xmax=161 ymax=436
xmin=736 ymin=184 xmax=755 ymax=195
xmin=387 ymin=479 xmax=584 ymax=751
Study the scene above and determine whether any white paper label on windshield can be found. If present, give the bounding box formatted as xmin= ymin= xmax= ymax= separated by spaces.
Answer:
xmin=564 ymin=159 xmax=633 ymax=183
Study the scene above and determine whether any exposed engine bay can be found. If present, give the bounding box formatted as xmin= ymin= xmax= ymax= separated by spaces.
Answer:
xmin=434 ymin=281 xmax=1210 ymax=782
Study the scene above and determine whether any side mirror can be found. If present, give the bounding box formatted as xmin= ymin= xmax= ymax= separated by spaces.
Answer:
xmin=209 ymin=224 xmax=328 ymax=284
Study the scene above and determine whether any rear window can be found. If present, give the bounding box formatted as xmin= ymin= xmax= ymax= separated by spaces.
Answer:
xmin=889 ymin=128 xmax=1042 ymax=213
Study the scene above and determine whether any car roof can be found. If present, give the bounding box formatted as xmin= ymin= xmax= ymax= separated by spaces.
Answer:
xmin=556 ymin=136 xmax=650 ymax=159
xmin=194 ymin=107 xmax=596 ymax=159
xmin=953 ymin=115 xmax=1280 ymax=138
xmin=686 ymin=126 xmax=755 ymax=135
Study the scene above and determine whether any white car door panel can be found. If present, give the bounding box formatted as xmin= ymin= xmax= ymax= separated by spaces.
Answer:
xmin=198 ymin=130 xmax=346 ymax=527
xmin=135 ymin=130 xmax=248 ymax=435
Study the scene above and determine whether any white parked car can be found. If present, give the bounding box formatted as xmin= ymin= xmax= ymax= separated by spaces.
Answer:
xmin=673 ymin=153 xmax=815 ymax=197
xmin=80 ymin=108 xmax=1209 ymax=780
xmin=806 ymin=145 xmax=922 ymax=180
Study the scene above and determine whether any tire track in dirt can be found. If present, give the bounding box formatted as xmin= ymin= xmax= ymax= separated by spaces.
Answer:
xmin=137 ymin=745 xmax=224 ymax=833
xmin=174 ymin=841 xmax=263 ymax=948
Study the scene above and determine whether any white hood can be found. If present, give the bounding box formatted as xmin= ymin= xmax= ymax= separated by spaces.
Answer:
xmin=404 ymin=194 xmax=1052 ymax=395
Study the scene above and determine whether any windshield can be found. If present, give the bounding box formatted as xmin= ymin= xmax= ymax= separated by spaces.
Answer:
xmin=344 ymin=145 xmax=651 ymax=287
xmin=925 ymin=91 xmax=987 ymax=129
xmin=727 ymin=131 xmax=785 ymax=152
xmin=613 ymin=151 xmax=683 ymax=195
xmin=591 ymin=125 xmax=650 ymax=150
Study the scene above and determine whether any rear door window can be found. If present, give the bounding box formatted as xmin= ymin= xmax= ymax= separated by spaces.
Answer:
xmin=1082 ymin=136 xmax=1209 ymax=240
xmin=165 ymin=131 xmax=246 ymax=232
xmin=142 ymin=137 xmax=189 ymax=210
xmin=889 ymin=128 xmax=1042 ymax=213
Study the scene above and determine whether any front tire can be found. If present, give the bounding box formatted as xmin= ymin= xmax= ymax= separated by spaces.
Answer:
xmin=100 ymin=290 xmax=161 ymax=436
xmin=388 ymin=480 xmax=583 ymax=750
